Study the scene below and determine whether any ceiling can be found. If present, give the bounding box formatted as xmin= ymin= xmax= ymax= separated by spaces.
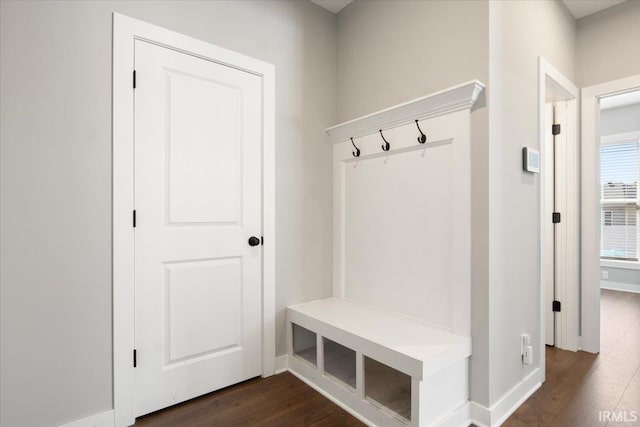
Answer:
xmin=562 ymin=0 xmax=626 ymax=19
xmin=311 ymin=0 xmax=626 ymax=18
xmin=310 ymin=0 xmax=353 ymax=14
xmin=600 ymin=90 xmax=640 ymax=110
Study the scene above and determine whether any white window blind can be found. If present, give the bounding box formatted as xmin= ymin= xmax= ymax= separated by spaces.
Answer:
xmin=600 ymin=140 xmax=639 ymax=261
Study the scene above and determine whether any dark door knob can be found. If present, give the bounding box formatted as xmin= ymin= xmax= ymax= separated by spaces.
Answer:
xmin=248 ymin=236 xmax=261 ymax=247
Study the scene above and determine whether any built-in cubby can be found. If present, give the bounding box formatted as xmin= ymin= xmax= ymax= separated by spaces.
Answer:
xmin=287 ymin=81 xmax=481 ymax=426
xmin=292 ymin=323 xmax=317 ymax=366
xmin=322 ymin=337 xmax=356 ymax=390
xmin=287 ymin=298 xmax=472 ymax=427
xmin=365 ymin=356 xmax=412 ymax=423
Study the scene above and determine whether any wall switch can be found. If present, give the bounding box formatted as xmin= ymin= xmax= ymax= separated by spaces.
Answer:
xmin=602 ymin=270 xmax=609 ymax=280
xmin=523 ymin=345 xmax=533 ymax=365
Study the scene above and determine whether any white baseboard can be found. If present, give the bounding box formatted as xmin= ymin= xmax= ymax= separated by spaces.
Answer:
xmin=434 ymin=401 xmax=471 ymax=427
xmin=469 ymin=401 xmax=490 ymax=427
xmin=59 ymin=410 xmax=114 ymax=427
xmin=61 ymin=363 xmax=537 ymax=427
xmin=274 ymin=354 xmax=288 ymax=374
xmin=469 ymin=368 xmax=541 ymax=427
xmin=601 ymin=281 xmax=640 ymax=294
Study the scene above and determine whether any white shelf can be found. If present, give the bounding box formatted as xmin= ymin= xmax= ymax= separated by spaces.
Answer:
xmin=325 ymin=80 xmax=485 ymax=144
xmin=288 ymin=297 xmax=471 ymax=380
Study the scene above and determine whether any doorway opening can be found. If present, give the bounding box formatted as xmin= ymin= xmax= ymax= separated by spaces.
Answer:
xmin=596 ymin=89 xmax=640 ymax=355
xmin=539 ymin=58 xmax=580 ymax=361
xmin=581 ymin=74 xmax=640 ymax=356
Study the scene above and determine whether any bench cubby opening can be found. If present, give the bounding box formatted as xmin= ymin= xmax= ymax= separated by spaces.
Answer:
xmin=292 ymin=323 xmax=317 ymax=367
xmin=323 ymin=337 xmax=357 ymax=390
xmin=365 ymin=356 xmax=412 ymax=423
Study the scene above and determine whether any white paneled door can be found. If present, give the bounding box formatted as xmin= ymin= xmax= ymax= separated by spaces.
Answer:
xmin=134 ymin=40 xmax=262 ymax=417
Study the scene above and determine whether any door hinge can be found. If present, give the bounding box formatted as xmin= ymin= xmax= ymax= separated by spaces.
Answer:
xmin=552 ymin=124 xmax=561 ymax=135
xmin=133 ymin=210 xmax=137 ymax=228
xmin=552 ymin=300 xmax=561 ymax=312
xmin=133 ymin=349 xmax=137 ymax=368
xmin=552 ymin=212 xmax=561 ymax=223
xmin=133 ymin=70 xmax=136 ymax=89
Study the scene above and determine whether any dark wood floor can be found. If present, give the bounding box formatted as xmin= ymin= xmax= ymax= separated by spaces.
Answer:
xmin=137 ymin=289 xmax=639 ymax=427
xmin=506 ymin=289 xmax=640 ymax=427
xmin=135 ymin=372 xmax=363 ymax=426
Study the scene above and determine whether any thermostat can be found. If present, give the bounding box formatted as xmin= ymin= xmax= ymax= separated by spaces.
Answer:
xmin=522 ymin=147 xmax=540 ymax=173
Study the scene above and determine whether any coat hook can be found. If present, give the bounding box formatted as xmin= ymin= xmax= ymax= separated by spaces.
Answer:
xmin=351 ymin=137 xmax=360 ymax=158
xmin=379 ymin=129 xmax=390 ymax=151
xmin=416 ymin=120 xmax=427 ymax=144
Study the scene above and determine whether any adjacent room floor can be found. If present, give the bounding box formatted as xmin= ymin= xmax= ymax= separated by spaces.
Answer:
xmin=506 ymin=289 xmax=640 ymax=427
xmin=137 ymin=289 xmax=639 ymax=427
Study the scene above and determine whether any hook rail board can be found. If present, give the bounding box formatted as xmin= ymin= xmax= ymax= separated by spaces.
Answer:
xmin=288 ymin=80 xmax=484 ymax=427
xmin=326 ymin=80 xmax=484 ymax=144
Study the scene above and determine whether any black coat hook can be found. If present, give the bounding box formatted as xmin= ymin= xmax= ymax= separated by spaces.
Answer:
xmin=379 ymin=129 xmax=390 ymax=151
xmin=350 ymin=137 xmax=360 ymax=158
xmin=416 ymin=120 xmax=426 ymax=144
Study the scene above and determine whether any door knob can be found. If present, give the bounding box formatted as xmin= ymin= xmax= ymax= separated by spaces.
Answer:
xmin=248 ymin=236 xmax=261 ymax=247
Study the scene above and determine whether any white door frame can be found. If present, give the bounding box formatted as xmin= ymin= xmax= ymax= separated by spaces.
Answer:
xmin=537 ymin=57 xmax=579 ymax=369
xmin=581 ymin=74 xmax=640 ymax=354
xmin=112 ymin=13 xmax=275 ymax=427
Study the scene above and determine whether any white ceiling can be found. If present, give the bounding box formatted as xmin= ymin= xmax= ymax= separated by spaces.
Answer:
xmin=312 ymin=0 xmax=625 ymax=19
xmin=600 ymin=90 xmax=640 ymax=110
xmin=311 ymin=0 xmax=626 ymax=19
xmin=310 ymin=0 xmax=353 ymax=14
xmin=562 ymin=0 xmax=626 ymax=19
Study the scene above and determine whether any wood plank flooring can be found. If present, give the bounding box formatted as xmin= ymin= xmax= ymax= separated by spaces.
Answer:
xmin=135 ymin=371 xmax=364 ymax=426
xmin=505 ymin=289 xmax=640 ymax=427
xmin=136 ymin=289 xmax=639 ymax=426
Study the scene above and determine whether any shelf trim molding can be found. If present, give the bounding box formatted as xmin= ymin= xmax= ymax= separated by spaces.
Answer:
xmin=326 ymin=79 xmax=485 ymax=144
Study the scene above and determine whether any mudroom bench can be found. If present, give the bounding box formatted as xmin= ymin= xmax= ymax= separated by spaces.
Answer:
xmin=287 ymin=298 xmax=471 ymax=427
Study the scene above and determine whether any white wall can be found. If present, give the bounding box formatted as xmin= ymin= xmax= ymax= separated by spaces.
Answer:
xmin=487 ymin=0 xmax=576 ymax=405
xmin=576 ymin=0 xmax=640 ymax=88
xmin=336 ymin=0 xmax=489 ymax=122
xmin=601 ymin=103 xmax=640 ymax=136
xmin=601 ymin=265 xmax=640 ymax=292
xmin=0 ymin=1 xmax=336 ymax=426
xmin=335 ymin=0 xmax=492 ymax=406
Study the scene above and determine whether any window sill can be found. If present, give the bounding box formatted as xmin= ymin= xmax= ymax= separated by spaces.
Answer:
xmin=600 ymin=259 xmax=640 ymax=271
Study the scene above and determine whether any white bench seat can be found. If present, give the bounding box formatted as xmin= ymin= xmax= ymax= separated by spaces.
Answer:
xmin=288 ymin=297 xmax=471 ymax=380
xmin=287 ymin=298 xmax=472 ymax=427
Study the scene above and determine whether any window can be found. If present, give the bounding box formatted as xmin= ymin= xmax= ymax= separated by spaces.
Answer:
xmin=600 ymin=138 xmax=639 ymax=261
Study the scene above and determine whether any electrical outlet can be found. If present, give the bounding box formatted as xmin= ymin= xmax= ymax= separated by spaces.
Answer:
xmin=521 ymin=333 xmax=531 ymax=358
xmin=602 ymin=270 xmax=609 ymax=280
xmin=523 ymin=345 xmax=533 ymax=365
